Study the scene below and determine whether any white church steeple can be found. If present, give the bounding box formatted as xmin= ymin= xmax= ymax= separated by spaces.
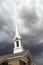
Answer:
xmin=13 ymin=24 xmax=24 ymax=53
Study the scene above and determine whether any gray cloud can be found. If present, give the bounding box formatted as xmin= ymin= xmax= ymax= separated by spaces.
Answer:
xmin=34 ymin=52 xmax=43 ymax=65
xmin=0 ymin=16 xmax=14 ymax=42
xmin=19 ymin=5 xmax=43 ymax=45
xmin=19 ymin=7 xmax=39 ymax=24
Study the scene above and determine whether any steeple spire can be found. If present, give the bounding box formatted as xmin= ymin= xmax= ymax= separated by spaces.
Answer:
xmin=16 ymin=24 xmax=19 ymax=36
xmin=15 ymin=24 xmax=21 ymax=39
xmin=13 ymin=23 xmax=24 ymax=53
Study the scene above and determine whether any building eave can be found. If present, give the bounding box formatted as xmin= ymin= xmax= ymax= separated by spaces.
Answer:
xmin=7 ymin=56 xmax=28 ymax=63
xmin=0 ymin=55 xmax=29 ymax=64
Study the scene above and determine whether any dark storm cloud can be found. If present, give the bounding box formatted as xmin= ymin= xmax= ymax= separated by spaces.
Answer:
xmin=34 ymin=52 xmax=43 ymax=65
xmin=0 ymin=0 xmax=43 ymax=58
xmin=19 ymin=6 xmax=43 ymax=43
xmin=0 ymin=42 xmax=14 ymax=56
xmin=22 ymin=35 xmax=43 ymax=55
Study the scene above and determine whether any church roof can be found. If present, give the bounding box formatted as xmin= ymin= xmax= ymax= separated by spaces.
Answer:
xmin=0 ymin=50 xmax=32 ymax=64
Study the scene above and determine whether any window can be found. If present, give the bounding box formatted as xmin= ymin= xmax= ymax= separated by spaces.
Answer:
xmin=16 ymin=41 xmax=19 ymax=47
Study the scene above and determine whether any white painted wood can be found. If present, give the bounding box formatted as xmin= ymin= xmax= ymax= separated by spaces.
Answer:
xmin=13 ymin=24 xmax=24 ymax=53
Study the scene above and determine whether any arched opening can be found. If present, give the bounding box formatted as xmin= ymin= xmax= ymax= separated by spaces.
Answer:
xmin=16 ymin=41 xmax=19 ymax=47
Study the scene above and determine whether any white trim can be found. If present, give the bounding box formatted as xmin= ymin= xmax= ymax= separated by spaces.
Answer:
xmin=7 ymin=56 xmax=28 ymax=61
xmin=0 ymin=56 xmax=28 ymax=64
xmin=23 ymin=51 xmax=29 ymax=56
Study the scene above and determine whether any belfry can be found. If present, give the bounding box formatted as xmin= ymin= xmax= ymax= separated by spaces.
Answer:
xmin=13 ymin=24 xmax=24 ymax=53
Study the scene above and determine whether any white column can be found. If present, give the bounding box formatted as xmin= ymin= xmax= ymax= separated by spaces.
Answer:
xmin=19 ymin=40 xmax=22 ymax=47
xmin=14 ymin=41 xmax=17 ymax=48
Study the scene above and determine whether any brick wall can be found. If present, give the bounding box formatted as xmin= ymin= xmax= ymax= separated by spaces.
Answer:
xmin=8 ymin=60 xmax=20 ymax=65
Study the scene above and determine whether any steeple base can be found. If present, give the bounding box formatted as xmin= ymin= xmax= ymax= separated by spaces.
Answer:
xmin=13 ymin=47 xmax=24 ymax=53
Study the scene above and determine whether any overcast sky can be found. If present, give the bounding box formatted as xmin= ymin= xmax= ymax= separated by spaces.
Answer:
xmin=0 ymin=0 xmax=43 ymax=65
